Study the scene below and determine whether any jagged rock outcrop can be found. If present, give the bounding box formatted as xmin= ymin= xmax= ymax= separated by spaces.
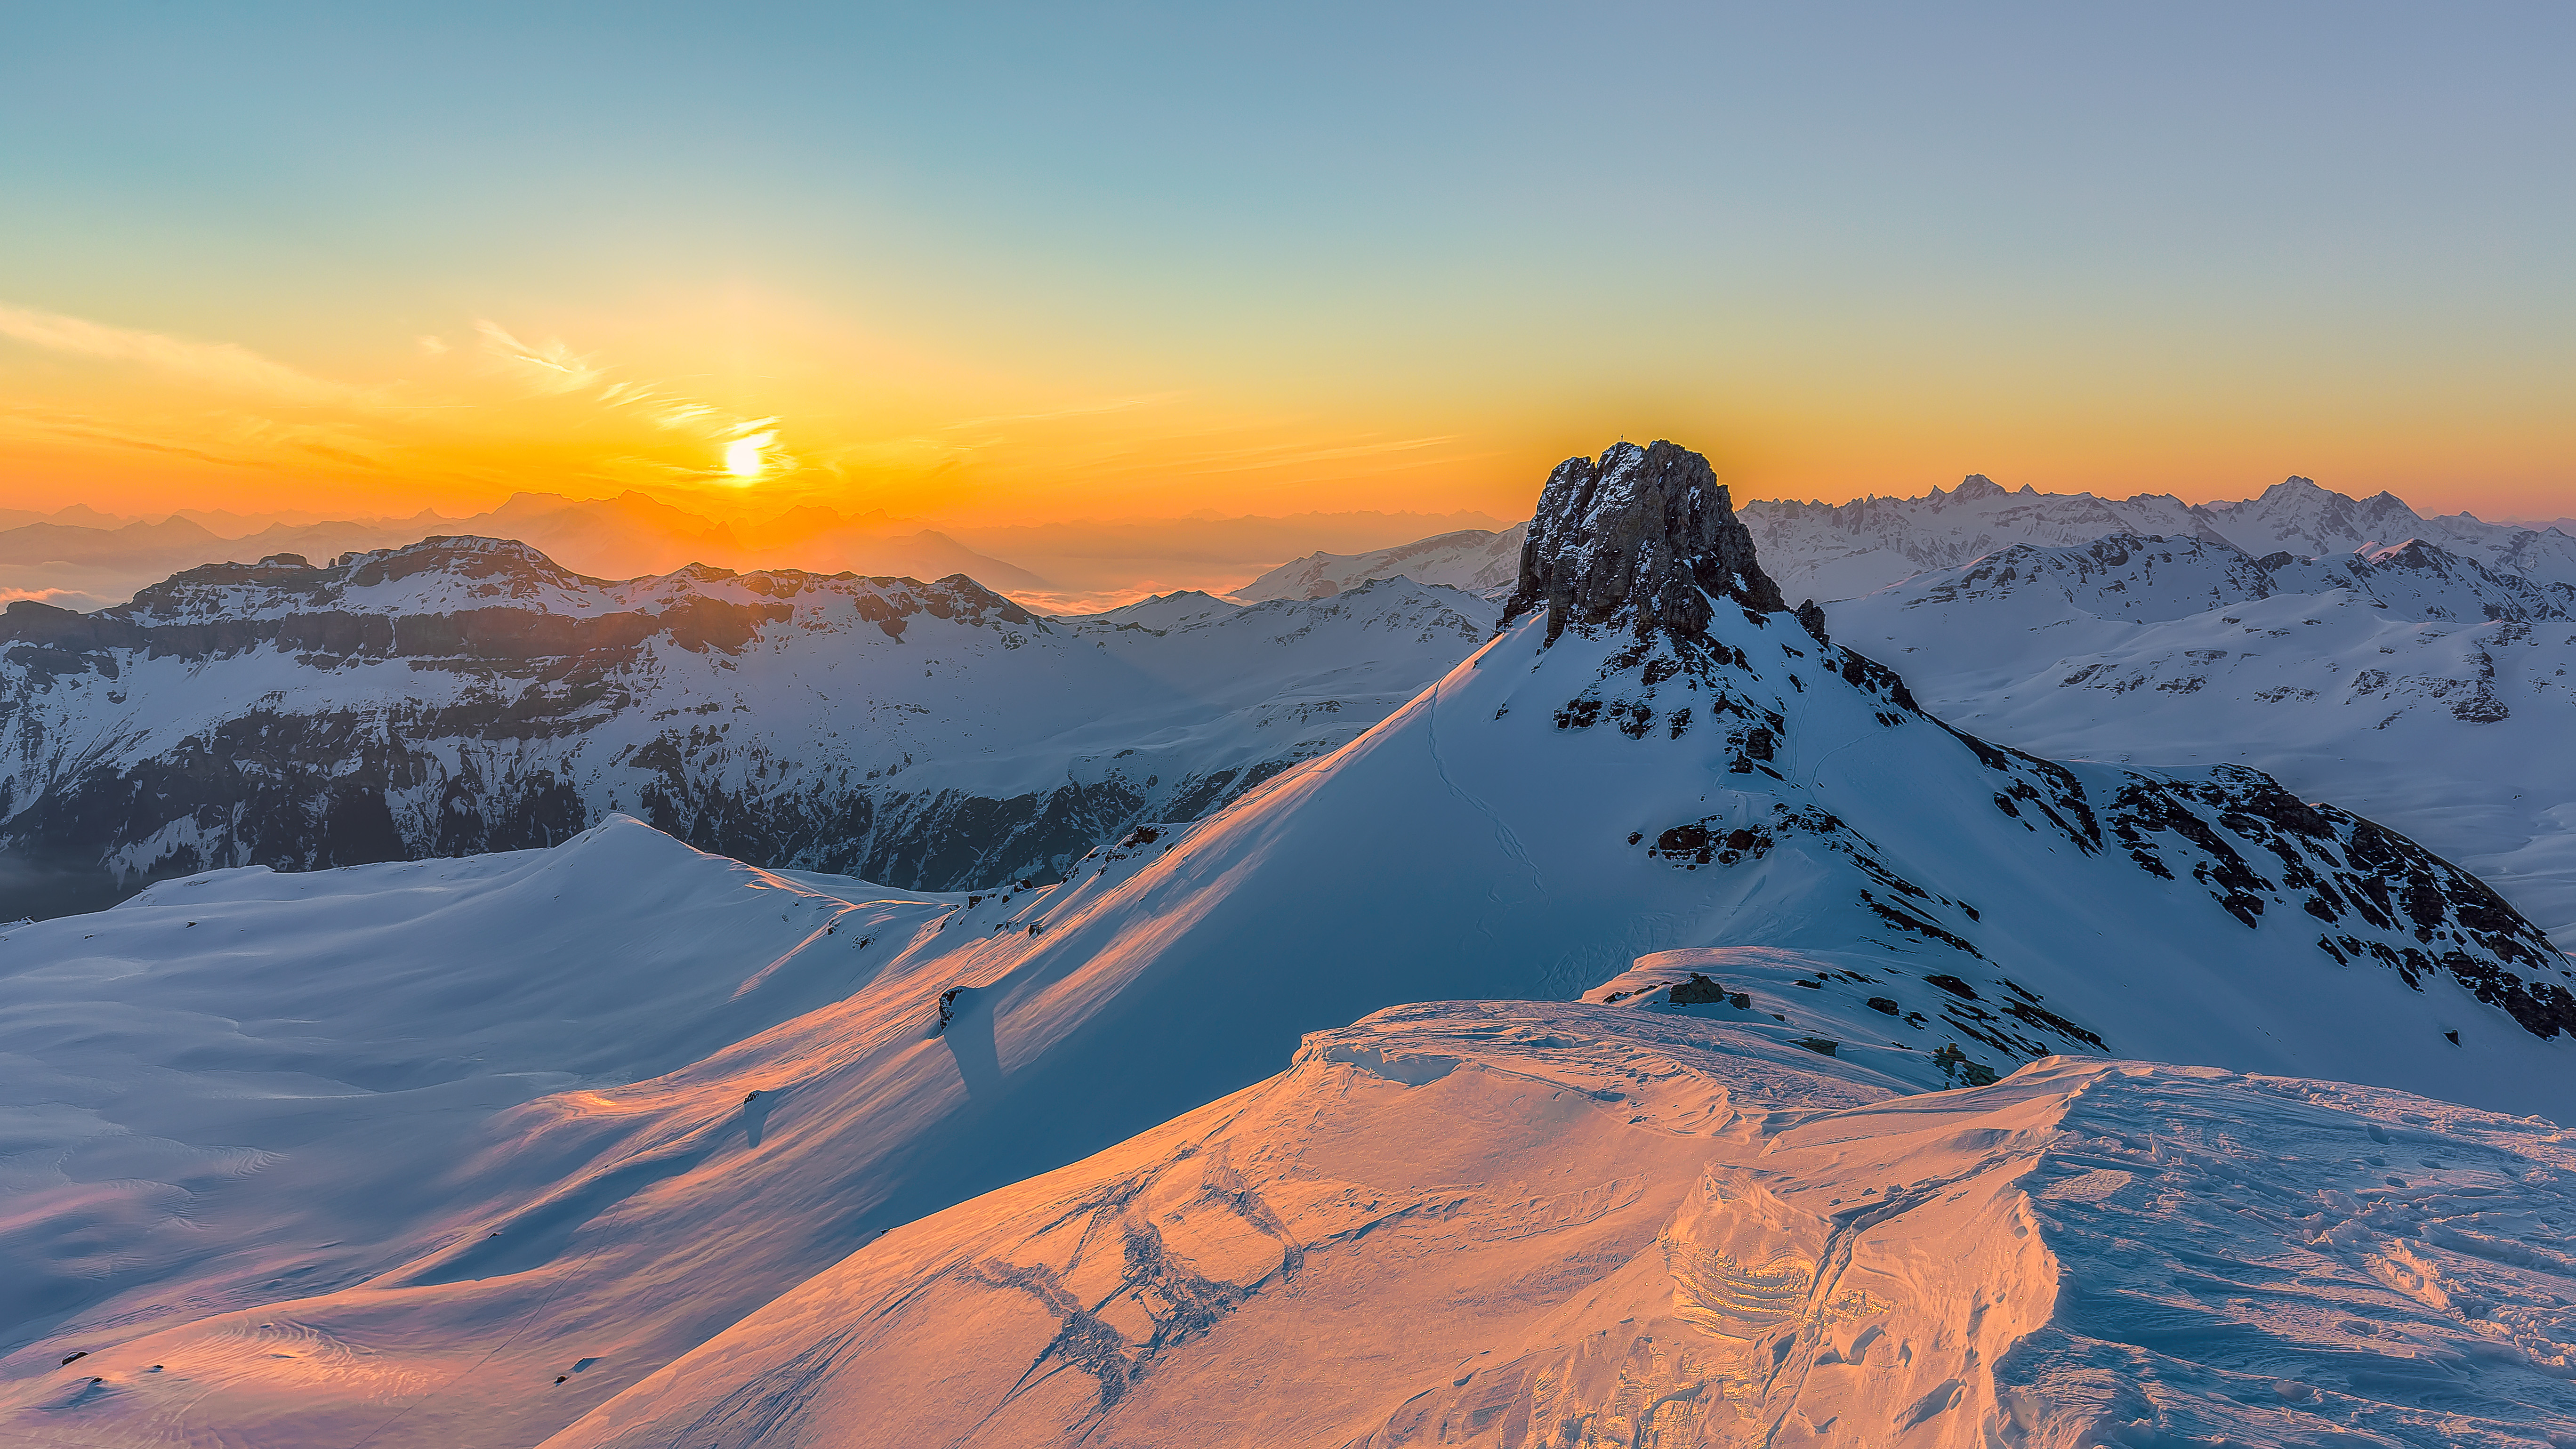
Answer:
xmin=1497 ymin=437 xmax=2575 ymax=1051
xmin=1501 ymin=441 xmax=1785 ymax=645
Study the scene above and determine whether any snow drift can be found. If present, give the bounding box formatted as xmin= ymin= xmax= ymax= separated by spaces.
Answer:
xmin=547 ymin=1003 xmax=2576 ymax=1449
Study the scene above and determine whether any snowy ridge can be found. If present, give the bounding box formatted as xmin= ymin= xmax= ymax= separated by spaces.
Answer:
xmin=549 ymin=1008 xmax=2576 ymax=1449
xmin=1881 ymin=531 xmax=2576 ymax=626
xmin=0 ymin=540 xmax=1491 ymax=914
xmin=1221 ymin=474 xmax=2576 ymax=611
xmin=1232 ymin=523 xmax=1526 ymax=602
xmin=2207 ymin=478 xmax=2576 ymax=588
xmin=1736 ymin=475 xmax=2221 ymax=604
xmin=1739 ymin=473 xmax=2576 ymax=603
xmin=0 ymin=820 xmax=955 ymax=1442
xmin=5 ymin=442 xmax=2573 ymax=1447
xmin=1834 ymin=536 xmax=2576 ymax=943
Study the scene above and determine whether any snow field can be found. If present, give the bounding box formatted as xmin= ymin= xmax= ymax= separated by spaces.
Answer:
xmin=546 ymin=1005 xmax=2576 ymax=1448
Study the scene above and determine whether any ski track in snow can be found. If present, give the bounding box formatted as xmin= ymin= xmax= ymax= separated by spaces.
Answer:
xmin=1422 ymin=646 xmax=1547 ymax=906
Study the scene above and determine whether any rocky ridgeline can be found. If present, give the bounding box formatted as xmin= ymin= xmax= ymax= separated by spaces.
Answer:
xmin=1505 ymin=440 xmax=2574 ymax=1052
xmin=0 ymin=538 xmax=1489 ymax=917
xmin=0 ymin=538 xmax=1030 ymax=667
xmin=1737 ymin=471 xmax=2576 ymax=601
xmin=1901 ymin=531 xmax=2575 ymax=629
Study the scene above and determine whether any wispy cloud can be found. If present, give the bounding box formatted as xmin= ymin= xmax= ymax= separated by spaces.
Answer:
xmin=474 ymin=319 xmax=799 ymax=479
xmin=0 ymin=302 xmax=376 ymax=407
xmin=474 ymin=320 xmax=604 ymax=394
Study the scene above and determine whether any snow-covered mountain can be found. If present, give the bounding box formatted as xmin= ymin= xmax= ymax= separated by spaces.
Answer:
xmin=7 ymin=442 xmax=2570 ymax=1448
xmin=1734 ymin=476 xmax=2222 ymax=604
xmin=2202 ymin=479 xmax=2576 ymax=588
xmin=12 ymin=825 xmax=2574 ymax=1448
xmin=0 ymin=492 xmax=1045 ymax=613
xmin=0 ymin=545 xmax=1489 ymax=918
xmin=1833 ymin=532 xmax=2576 ymax=945
xmin=1233 ymin=522 xmax=1527 ymax=601
xmin=1275 ymin=475 xmax=2576 ymax=609
xmin=1745 ymin=474 xmax=2576 ymax=604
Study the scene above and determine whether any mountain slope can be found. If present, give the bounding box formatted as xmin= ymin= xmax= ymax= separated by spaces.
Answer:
xmin=4 ymin=442 xmax=2567 ymax=1448
xmin=1832 ymin=533 xmax=2576 ymax=942
xmin=0 ymin=545 xmax=1489 ymax=917
xmin=547 ymin=1006 xmax=2576 ymax=1449
xmin=0 ymin=821 xmax=952 ymax=1442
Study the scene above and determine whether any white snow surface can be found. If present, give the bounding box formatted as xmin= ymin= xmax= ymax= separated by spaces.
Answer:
xmin=553 ymin=1006 xmax=2576 ymax=1449
xmin=1833 ymin=534 xmax=2576 ymax=944
xmin=0 ymin=541 xmax=1493 ymax=894
xmin=1737 ymin=475 xmax=2576 ymax=604
xmin=8 ymin=458 xmax=2575 ymax=1447
xmin=7 ymin=583 xmax=2575 ymax=1443
xmin=1232 ymin=524 xmax=1526 ymax=602
xmin=1219 ymin=476 xmax=2576 ymax=615
xmin=0 ymin=821 xmax=952 ymax=1444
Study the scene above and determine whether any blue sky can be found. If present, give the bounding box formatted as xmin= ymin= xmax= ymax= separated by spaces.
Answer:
xmin=4 ymin=3 xmax=2569 ymax=521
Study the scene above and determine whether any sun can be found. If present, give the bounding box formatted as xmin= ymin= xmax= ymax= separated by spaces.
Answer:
xmin=723 ymin=430 xmax=775 ymax=480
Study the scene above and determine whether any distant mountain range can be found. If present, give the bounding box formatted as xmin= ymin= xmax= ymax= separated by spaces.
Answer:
xmin=0 ymin=497 xmax=1508 ymax=614
xmin=0 ymin=544 xmax=1488 ymax=919
xmin=1831 ymin=531 xmax=2576 ymax=945
xmin=0 ymin=492 xmax=1038 ymax=612
xmin=8 ymin=442 xmax=2573 ymax=1447
xmin=1226 ymin=474 xmax=2576 ymax=612
xmin=1235 ymin=523 xmax=1526 ymax=601
xmin=1735 ymin=474 xmax=2576 ymax=603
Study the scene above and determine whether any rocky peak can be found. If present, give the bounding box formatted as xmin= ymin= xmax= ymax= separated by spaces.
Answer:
xmin=1501 ymin=441 xmax=1786 ymax=646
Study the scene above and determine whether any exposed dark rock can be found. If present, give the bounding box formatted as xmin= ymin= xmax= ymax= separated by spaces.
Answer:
xmin=1500 ymin=441 xmax=1785 ymax=646
xmin=1666 ymin=972 xmax=1734 ymax=1005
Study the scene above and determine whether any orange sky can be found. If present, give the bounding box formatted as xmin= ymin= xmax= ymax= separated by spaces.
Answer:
xmin=4 ymin=9 xmax=2569 ymax=528
xmin=8 ymin=288 xmax=2568 ymax=528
